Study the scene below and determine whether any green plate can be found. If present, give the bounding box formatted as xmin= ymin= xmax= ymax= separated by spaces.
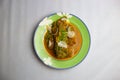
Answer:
xmin=33 ymin=12 xmax=90 ymax=69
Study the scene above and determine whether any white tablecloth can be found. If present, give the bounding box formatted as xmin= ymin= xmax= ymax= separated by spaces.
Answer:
xmin=0 ymin=0 xmax=120 ymax=80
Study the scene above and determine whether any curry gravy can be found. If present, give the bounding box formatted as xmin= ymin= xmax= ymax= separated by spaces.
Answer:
xmin=44 ymin=21 xmax=82 ymax=60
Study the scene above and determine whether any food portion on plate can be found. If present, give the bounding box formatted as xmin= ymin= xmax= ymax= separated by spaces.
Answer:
xmin=44 ymin=17 xmax=82 ymax=60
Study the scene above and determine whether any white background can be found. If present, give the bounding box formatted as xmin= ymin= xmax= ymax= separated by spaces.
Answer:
xmin=0 ymin=0 xmax=120 ymax=80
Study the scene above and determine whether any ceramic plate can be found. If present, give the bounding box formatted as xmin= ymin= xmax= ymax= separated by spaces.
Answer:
xmin=33 ymin=12 xmax=90 ymax=69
